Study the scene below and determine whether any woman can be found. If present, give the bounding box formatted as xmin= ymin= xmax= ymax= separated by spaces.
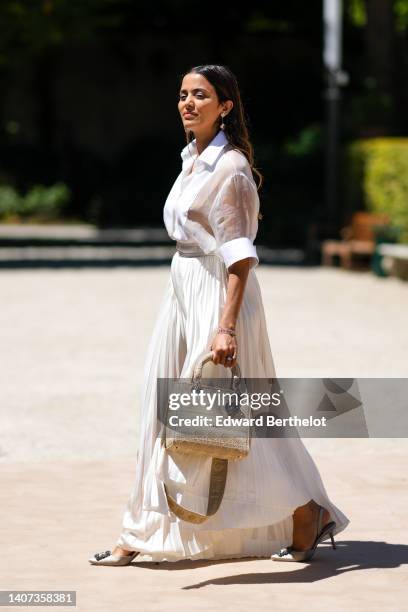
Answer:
xmin=89 ymin=64 xmax=349 ymax=566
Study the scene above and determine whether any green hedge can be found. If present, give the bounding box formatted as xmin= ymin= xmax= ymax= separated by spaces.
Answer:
xmin=345 ymin=138 xmax=408 ymax=243
xmin=0 ymin=182 xmax=71 ymax=222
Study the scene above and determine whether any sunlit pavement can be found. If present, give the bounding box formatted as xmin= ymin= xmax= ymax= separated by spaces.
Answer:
xmin=1 ymin=264 xmax=407 ymax=611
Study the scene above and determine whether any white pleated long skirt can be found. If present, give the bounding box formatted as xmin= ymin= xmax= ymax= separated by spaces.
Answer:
xmin=116 ymin=249 xmax=350 ymax=561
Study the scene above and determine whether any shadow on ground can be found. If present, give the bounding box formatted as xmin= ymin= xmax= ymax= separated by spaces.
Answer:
xmin=125 ymin=540 xmax=408 ymax=589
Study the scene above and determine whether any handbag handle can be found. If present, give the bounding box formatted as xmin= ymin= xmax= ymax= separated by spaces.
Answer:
xmin=163 ymin=457 xmax=228 ymax=524
xmin=191 ymin=351 xmax=241 ymax=388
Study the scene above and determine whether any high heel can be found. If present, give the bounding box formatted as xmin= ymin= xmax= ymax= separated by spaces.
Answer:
xmin=271 ymin=506 xmax=337 ymax=562
xmin=88 ymin=549 xmax=140 ymax=566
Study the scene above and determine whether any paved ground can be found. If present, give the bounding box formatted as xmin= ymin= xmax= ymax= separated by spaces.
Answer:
xmin=1 ymin=263 xmax=407 ymax=611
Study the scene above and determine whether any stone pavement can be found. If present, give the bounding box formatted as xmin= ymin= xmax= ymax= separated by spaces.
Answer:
xmin=0 ymin=264 xmax=407 ymax=611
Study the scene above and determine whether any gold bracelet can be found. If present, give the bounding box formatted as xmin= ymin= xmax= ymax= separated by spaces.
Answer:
xmin=217 ymin=326 xmax=236 ymax=337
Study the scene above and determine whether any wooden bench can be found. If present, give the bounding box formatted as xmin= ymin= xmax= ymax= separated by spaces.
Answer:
xmin=321 ymin=212 xmax=390 ymax=270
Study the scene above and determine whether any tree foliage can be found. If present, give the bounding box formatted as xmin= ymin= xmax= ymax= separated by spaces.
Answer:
xmin=0 ymin=0 xmax=126 ymax=68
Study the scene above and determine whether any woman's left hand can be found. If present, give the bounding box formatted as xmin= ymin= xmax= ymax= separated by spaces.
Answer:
xmin=210 ymin=332 xmax=237 ymax=368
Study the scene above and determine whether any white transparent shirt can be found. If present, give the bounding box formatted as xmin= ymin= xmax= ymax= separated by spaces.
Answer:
xmin=163 ymin=129 xmax=260 ymax=270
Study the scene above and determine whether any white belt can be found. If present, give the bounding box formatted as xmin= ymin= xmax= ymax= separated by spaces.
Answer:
xmin=176 ymin=241 xmax=211 ymax=257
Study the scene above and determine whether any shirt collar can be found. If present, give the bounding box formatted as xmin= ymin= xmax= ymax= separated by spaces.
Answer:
xmin=180 ymin=130 xmax=229 ymax=168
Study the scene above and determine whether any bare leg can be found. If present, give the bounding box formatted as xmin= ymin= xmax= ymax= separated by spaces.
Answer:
xmin=291 ymin=499 xmax=331 ymax=551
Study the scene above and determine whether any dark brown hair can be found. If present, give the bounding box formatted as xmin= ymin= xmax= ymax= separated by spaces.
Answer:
xmin=180 ymin=64 xmax=264 ymax=205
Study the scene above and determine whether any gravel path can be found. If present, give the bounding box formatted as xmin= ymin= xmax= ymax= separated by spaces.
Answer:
xmin=1 ymin=264 xmax=407 ymax=611
xmin=0 ymin=264 xmax=407 ymax=463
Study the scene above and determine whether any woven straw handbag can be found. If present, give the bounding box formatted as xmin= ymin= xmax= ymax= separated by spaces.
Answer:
xmin=161 ymin=351 xmax=251 ymax=524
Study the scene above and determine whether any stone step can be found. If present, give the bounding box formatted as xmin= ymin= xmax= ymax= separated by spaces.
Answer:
xmin=0 ymin=224 xmax=172 ymax=249
xmin=0 ymin=244 xmax=305 ymax=265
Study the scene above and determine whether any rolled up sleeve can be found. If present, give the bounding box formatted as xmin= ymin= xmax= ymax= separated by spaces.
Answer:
xmin=209 ymin=172 xmax=260 ymax=271
xmin=218 ymin=236 xmax=259 ymax=270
